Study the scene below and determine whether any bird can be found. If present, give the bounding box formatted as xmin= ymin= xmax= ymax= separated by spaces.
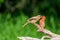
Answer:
xmin=39 ymin=16 xmax=46 ymax=32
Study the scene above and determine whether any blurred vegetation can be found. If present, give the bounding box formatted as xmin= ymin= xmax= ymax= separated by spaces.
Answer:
xmin=0 ymin=0 xmax=60 ymax=40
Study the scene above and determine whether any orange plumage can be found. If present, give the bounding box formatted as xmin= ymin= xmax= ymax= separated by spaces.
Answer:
xmin=39 ymin=16 xmax=46 ymax=31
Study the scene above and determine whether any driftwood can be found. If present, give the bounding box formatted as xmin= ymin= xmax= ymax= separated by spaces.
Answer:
xmin=18 ymin=15 xmax=60 ymax=40
xmin=33 ymin=23 xmax=60 ymax=40
xmin=18 ymin=37 xmax=40 ymax=40
xmin=23 ymin=15 xmax=41 ymax=27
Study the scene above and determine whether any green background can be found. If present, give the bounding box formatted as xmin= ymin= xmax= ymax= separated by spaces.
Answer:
xmin=0 ymin=0 xmax=60 ymax=40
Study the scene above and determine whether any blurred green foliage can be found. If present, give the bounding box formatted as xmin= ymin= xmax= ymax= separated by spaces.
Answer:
xmin=0 ymin=0 xmax=60 ymax=40
xmin=0 ymin=0 xmax=4 ymax=3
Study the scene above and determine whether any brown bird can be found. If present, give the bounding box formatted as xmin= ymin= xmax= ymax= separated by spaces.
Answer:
xmin=39 ymin=16 xmax=46 ymax=32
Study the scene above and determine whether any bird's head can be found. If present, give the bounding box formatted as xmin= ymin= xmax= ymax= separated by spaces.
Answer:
xmin=41 ymin=16 xmax=46 ymax=20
